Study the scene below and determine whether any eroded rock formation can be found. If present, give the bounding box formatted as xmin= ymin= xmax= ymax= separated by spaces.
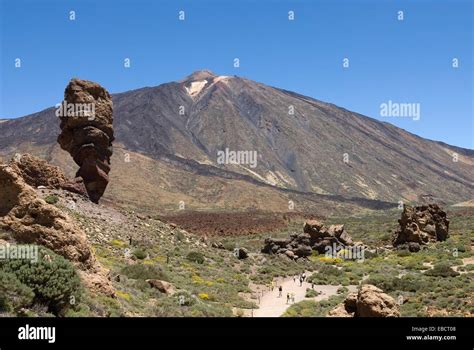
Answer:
xmin=57 ymin=78 xmax=114 ymax=203
xmin=328 ymin=284 xmax=400 ymax=317
xmin=393 ymin=204 xmax=449 ymax=247
xmin=0 ymin=161 xmax=114 ymax=296
xmin=9 ymin=153 xmax=87 ymax=196
xmin=10 ymin=153 xmax=68 ymax=188
xmin=261 ymin=220 xmax=355 ymax=259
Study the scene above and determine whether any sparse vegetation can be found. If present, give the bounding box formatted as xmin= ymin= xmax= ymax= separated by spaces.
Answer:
xmin=132 ymin=248 xmax=147 ymax=260
xmin=120 ymin=264 xmax=167 ymax=281
xmin=186 ymin=251 xmax=205 ymax=264
xmin=2 ymin=197 xmax=470 ymax=318
xmin=44 ymin=194 xmax=59 ymax=204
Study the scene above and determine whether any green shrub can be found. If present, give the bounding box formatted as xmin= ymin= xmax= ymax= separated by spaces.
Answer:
xmin=0 ymin=271 xmax=34 ymax=313
xmin=337 ymin=286 xmax=348 ymax=294
xmin=305 ymin=288 xmax=320 ymax=298
xmin=132 ymin=249 xmax=147 ymax=260
xmin=120 ymin=263 xmax=167 ymax=281
xmin=222 ymin=242 xmax=236 ymax=251
xmin=364 ymin=274 xmax=396 ymax=292
xmin=424 ymin=263 xmax=460 ymax=277
xmin=44 ymin=195 xmax=59 ymax=205
xmin=308 ymin=265 xmax=343 ymax=285
xmin=0 ymin=246 xmax=81 ymax=315
xmin=186 ymin=251 xmax=205 ymax=264
xmin=396 ymin=249 xmax=411 ymax=257
xmin=175 ymin=231 xmax=185 ymax=242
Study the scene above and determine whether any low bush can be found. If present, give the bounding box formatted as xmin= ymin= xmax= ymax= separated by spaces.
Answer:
xmin=44 ymin=195 xmax=59 ymax=205
xmin=0 ymin=246 xmax=82 ymax=315
xmin=0 ymin=271 xmax=34 ymax=313
xmin=120 ymin=264 xmax=167 ymax=281
xmin=186 ymin=251 xmax=205 ymax=264
xmin=305 ymin=288 xmax=320 ymax=298
xmin=132 ymin=249 xmax=147 ymax=260
xmin=424 ymin=263 xmax=460 ymax=277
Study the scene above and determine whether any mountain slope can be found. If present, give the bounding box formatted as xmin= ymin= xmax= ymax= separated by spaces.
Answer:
xmin=0 ymin=70 xmax=472 ymax=206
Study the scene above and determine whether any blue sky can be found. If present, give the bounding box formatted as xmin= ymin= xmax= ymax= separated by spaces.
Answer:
xmin=1 ymin=0 xmax=472 ymax=148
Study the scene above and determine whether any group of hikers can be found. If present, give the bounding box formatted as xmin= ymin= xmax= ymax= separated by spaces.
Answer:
xmin=269 ymin=272 xmax=311 ymax=305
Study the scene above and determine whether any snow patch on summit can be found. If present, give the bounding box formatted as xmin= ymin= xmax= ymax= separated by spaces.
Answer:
xmin=185 ymin=76 xmax=232 ymax=99
xmin=185 ymin=80 xmax=208 ymax=97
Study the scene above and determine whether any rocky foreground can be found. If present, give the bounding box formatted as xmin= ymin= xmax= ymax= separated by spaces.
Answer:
xmin=0 ymin=155 xmax=114 ymax=297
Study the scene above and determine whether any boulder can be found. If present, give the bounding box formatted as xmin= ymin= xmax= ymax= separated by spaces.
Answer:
xmin=211 ymin=242 xmax=225 ymax=249
xmin=327 ymin=285 xmax=400 ymax=317
xmin=337 ymin=230 xmax=353 ymax=246
xmin=355 ymin=285 xmax=400 ymax=317
xmin=327 ymin=304 xmax=352 ymax=317
xmin=294 ymin=244 xmax=312 ymax=257
xmin=303 ymin=220 xmax=329 ymax=239
xmin=146 ymin=279 xmax=174 ymax=294
xmin=261 ymin=237 xmax=290 ymax=254
xmin=408 ymin=242 xmax=421 ymax=253
xmin=57 ymin=78 xmax=114 ymax=203
xmin=284 ymin=250 xmax=295 ymax=259
xmin=236 ymin=247 xmax=249 ymax=259
xmin=393 ymin=204 xmax=449 ymax=247
xmin=344 ymin=292 xmax=358 ymax=313
xmin=328 ymin=224 xmax=344 ymax=237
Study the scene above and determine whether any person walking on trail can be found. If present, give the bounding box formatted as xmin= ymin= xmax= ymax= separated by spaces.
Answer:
xmin=302 ymin=272 xmax=306 ymax=281
xmin=311 ymin=282 xmax=315 ymax=290
xmin=278 ymin=285 xmax=282 ymax=297
xmin=286 ymin=293 xmax=290 ymax=304
xmin=299 ymin=276 xmax=303 ymax=287
xmin=271 ymin=281 xmax=275 ymax=291
xmin=291 ymin=292 xmax=295 ymax=303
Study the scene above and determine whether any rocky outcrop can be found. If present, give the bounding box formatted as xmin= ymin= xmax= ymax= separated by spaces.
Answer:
xmin=262 ymin=220 xmax=355 ymax=259
xmin=328 ymin=285 xmax=400 ymax=317
xmin=9 ymin=153 xmax=87 ymax=196
xmin=356 ymin=285 xmax=401 ymax=317
xmin=57 ymin=78 xmax=114 ymax=203
xmin=0 ymin=162 xmax=114 ymax=297
xmin=393 ymin=204 xmax=449 ymax=247
xmin=10 ymin=153 xmax=68 ymax=188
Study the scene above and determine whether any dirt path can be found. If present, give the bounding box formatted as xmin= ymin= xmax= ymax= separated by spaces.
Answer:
xmin=249 ymin=274 xmax=356 ymax=317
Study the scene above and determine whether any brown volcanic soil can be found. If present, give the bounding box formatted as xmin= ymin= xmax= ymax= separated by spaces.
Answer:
xmin=158 ymin=211 xmax=318 ymax=236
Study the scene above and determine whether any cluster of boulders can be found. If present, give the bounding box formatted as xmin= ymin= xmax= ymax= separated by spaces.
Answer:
xmin=0 ymin=158 xmax=114 ymax=297
xmin=328 ymin=284 xmax=400 ymax=317
xmin=261 ymin=220 xmax=354 ymax=259
xmin=58 ymin=78 xmax=114 ymax=203
xmin=392 ymin=204 xmax=449 ymax=252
